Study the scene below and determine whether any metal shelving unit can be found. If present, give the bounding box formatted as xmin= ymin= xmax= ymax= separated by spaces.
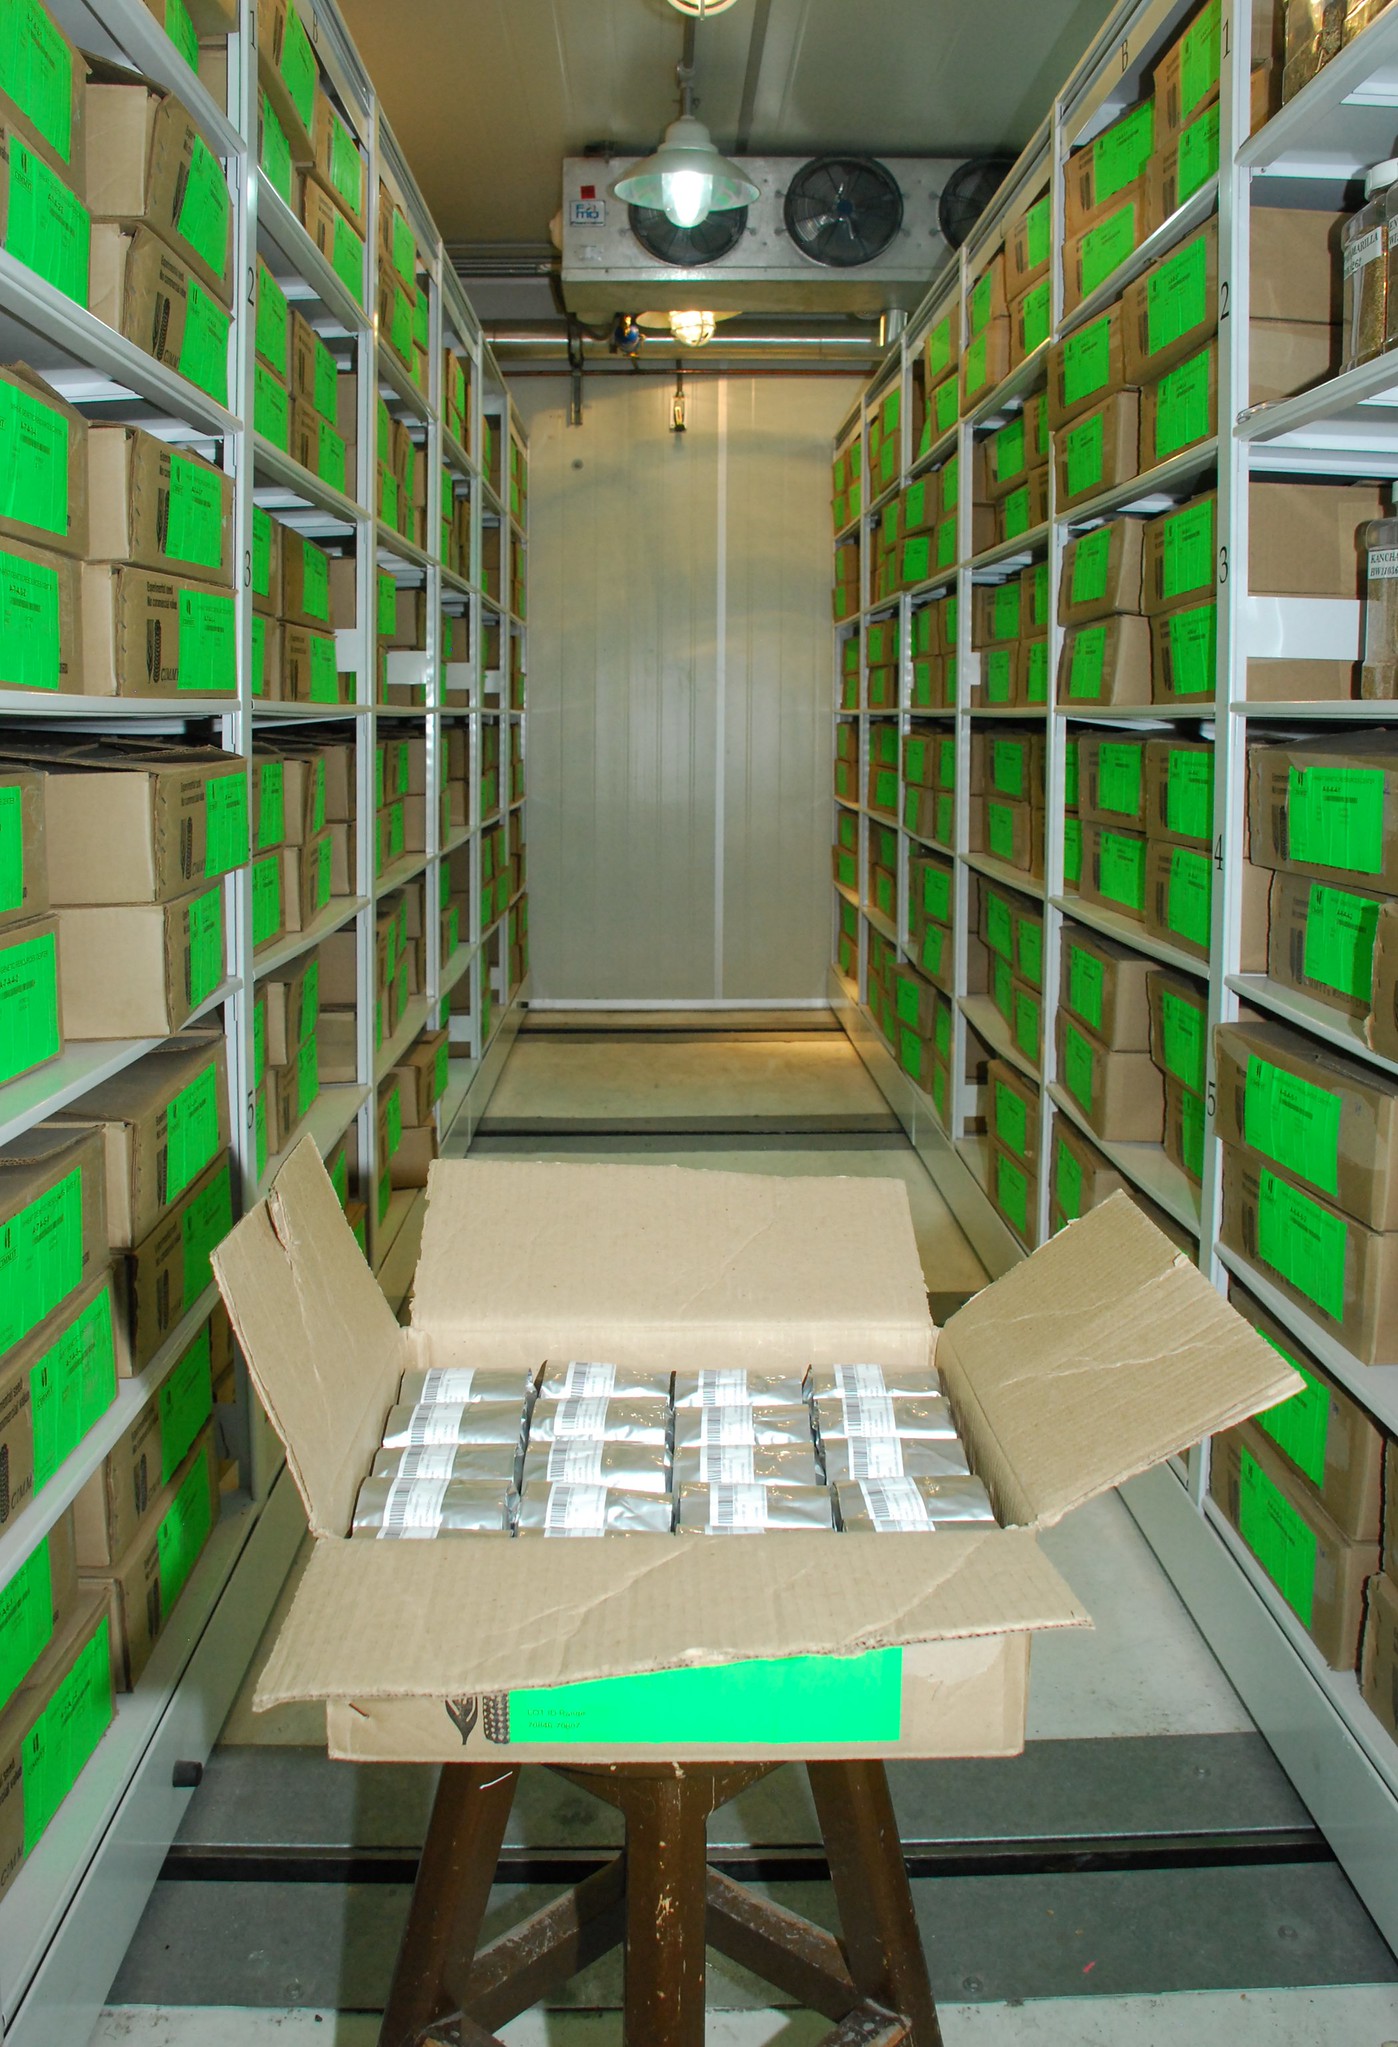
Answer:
xmin=828 ymin=0 xmax=1398 ymax=1955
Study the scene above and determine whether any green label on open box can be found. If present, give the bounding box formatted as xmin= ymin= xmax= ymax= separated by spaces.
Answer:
xmin=175 ymin=134 xmax=229 ymax=290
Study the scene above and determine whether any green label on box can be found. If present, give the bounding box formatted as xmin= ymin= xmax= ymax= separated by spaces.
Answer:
xmin=935 ymin=738 xmax=954 ymax=786
xmin=935 ymin=516 xmax=957 ymax=567
xmin=1002 ymin=486 xmax=1031 ymax=539
xmin=1100 ymin=829 xmax=1145 ymax=911
xmin=1181 ymin=0 xmax=1222 ymax=118
xmin=297 ymin=1027 xmax=319 ymax=1113
xmin=158 ymin=1322 xmax=212 ymax=1485
xmin=1257 ymin=1344 xmax=1328 ymax=1488
xmin=1154 ymin=345 xmax=1213 ymax=461
xmin=1065 ymin=742 xmax=1080 ymax=811
xmin=309 ymin=634 xmax=338 ymax=703
xmin=1025 ymin=192 xmax=1050 ymax=269
xmin=175 ymin=134 xmax=230 ymax=288
xmin=1160 ymin=987 xmax=1205 ymax=1091
xmin=1180 ymin=1083 xmax=1205 ymax=1178
xmin=1167 ymin=750 xmax=1213 ymax=841
xmin=179 ymin=587 xmax=236 ymax=693
xmin=993 ymin=417 xmax=1025 ymax=484
xmin=922 ymin=866 xmax=950 ymax=921
xmin=157 ymin=1439 xmax=214 ymax=1619
xmin=1178 ymin=100 xmax=1221 ymax=207
xmin=1257 ymin=1168 xmax=1346 ymax=1321
xmin=29 ymin=1285 xmax=116 ymax=1494
xmin=1238 ymin=1448 xmax=1316 ymax=1627
xmin=253 ymin=996 xmax=265 ymax=1088
xmin=1166 ymin=603 xmax=1215 ymax=696
xmin=1055 ymin=1139 xmax=1083 ymax=1223
xmin=317 ymin=422 xmax=347 ymax=495
xmin=1093 ymin=97 xmax=1154 ymax=203
xmin=0 ymin=1541 xmax=51 ymax=1716
xmin=933 ymin=375 xmax=958 ymax=435
xmin=992 ymin=739 xmax=1025 ymax=798
xmin=22 ymin=1615 xmax=112 ymax=1855
xmin=992 ymin=953 xmax=1013 ymax=1020
xmin=905 ymin=739 xmax=928 ymax=786
xmin=1246 ymin=1056 xmax=1341 ymax=1195
xmin=1062 ymin=318 xmax=1110 ymax=406
xmin=926 ymin=315 xmax=952 ymax=379
xmin=204 ymin=773 xmax=248 ymax=876
xmin=252 ymin=506 xmax=273 ymax=600
xmin=0 ymin=378 xmax=67 ymax=539
xmin=1065 ymin=411 xmax=1104 ymax=500
xmin=991 ymin=582 xmax=1020 ymax=641
xmin=393 ymin=212 xmax=415 ymax=287
xmin=942 ymin=454 xmax=959 ymax=512
xmin=1069 ymin=623 xmax=1107 ymax=698
xmin=1064 ymin=1020 xmax=1096 ymax=1110
xmin=1146 ymin=233 xmax=1209 ymax=361
xmin=165 ymin=1062 xmax=220 ymax=1204
xmin=1288 ymin=765 xmax=1384 ymax=875
xmin=1017 ymin=917 xmax=1043 ymax=988
xmin=986 ymin=892 xmax=1013 ymax=959
xmin=1021 ymin=279 xmax=1051 ymax=355
xmin=378 ymin=569 xmax=397 ymax=636
xmin=1068 ymin=944 xmax=1103 ymax=1031
xmin=1014 ymin=988 xmax=1040 ymax=1061
xmin=1166 ymin=845 xmax=1210 ymax=946
xmin=302 ymin=957 xmax=320 ymax=1033
xmin=1071 ymin=526 xmax=1112 ymax=606
xmin=1065 ymin=815 xmax=1083 ymax=886
xmin=1081 ymin=202 xmax=1136 ymax=299
xmin=969 ymin=267 xmax=995 ymax=334
xmin=165 ymin=0 xmax=197 ymax=67
xmin=329 ymin=111 xmax=361 ymax=216
xmin=186 ymin=886 xmax=223 ymax=1008
xmin=299 ymin=542 xmax=330 ymax=624
xmin=0 ymin=791 xmax=22 ymax=906
xmin=1029 ymin=561 xmax=1049 ymax=628
xmin=180 ymin=280 xmax=232 ymax=407
xmin=964 ymin=329 xmax=989 ymax=395
xmin=251 ymin=852 xmax=280 ymax=948
xmin=313 ymin=758 xmax=326 ymax=832
xmin=0 ymin=543 xmax=58 ymax=691
xmin=921 ymin=925 xmax=946 ymax=978
xmin=1025 ymin=640 xmax=1048 ymax=704
xmin=1098 ymin=740 xmax=1141 ymax=818
xmin=181 ymin=1165 xmax=232 ymax=1313
xmin=0 ymin=927 xmax=58 ymax=1083
xmin=995 ymin=1079 xmax=1028 ymax=1158
xmin=988 ymin=800 xmax=1016 ymax=861
xmin=255 ymin=366 xmax=289 ymax=449
xmin=896 ymin=977 xmax=920 ymax=1027
xmin=1162 ymin=498 xmax=1213 ymax=598
xmin=874 ymin=768 xmax=898 ymax=811
xmin=0 ymin=0 xmax=74 ymax=162
xmin=1303 ymin=883 xmax=1379 ymax=1000
xmin=332 ymin=214 xmax=365 ymax=306
xmin=258 ymin=760 xmax=284 ymax=851
xmin=261 ymin=92 xmax=292 ymax=202
xmin=985 ymin=648 xmax=1013 ymax=702
xmin=280 ymin=0 xmax=316 ymax=128
xmin=0 ymin=1166 xmax=81 ymax=1357
xmin=996 ymin=1150 xmax=1030 ymax=1238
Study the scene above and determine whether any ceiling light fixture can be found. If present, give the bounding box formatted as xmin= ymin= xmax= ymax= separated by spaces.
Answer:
xmin=669 ymin=309 xmax=716 ymax=347
xmin=666 ymin=0 xmax=740 ymax=15
xmin=611 ymin=65 xmax=758 ymax=230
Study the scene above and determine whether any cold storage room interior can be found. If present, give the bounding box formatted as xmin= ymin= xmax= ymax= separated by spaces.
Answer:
xmin=2 ymin=0 xmax=1398 ymax=2041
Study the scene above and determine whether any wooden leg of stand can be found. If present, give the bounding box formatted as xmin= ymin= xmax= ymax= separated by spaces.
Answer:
xmin=620 ymin=1774 xmax=710 ymax=2047
xmin=807 ymin=1761 xmax=942 ymax=2047
xmin=378 ymin=1764 xmax=519 ymax=2047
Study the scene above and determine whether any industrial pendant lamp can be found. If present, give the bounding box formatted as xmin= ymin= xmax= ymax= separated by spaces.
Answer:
xmin=611 ymin=67 xmax=758 ymax=230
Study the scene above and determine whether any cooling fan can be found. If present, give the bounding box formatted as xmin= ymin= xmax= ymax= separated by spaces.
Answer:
xmin=628 ymin=202 xmax=749 ymax=265
xmin=783 ymin=156 xmax=904 ymax=268
xmin=938 ymin=156 xmax=1016 ymax=250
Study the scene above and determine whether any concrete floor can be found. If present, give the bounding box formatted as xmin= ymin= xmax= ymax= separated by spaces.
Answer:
xmin=100 ymin=1020 xmax=1398 ymax=2042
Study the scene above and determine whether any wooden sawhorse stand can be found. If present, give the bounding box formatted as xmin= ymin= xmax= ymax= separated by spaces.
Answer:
xmin=379 ymin=1759 xmax=941 ymax=2047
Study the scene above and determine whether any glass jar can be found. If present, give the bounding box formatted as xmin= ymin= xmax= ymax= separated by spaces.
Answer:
xmin=1341 ymin=157 xmax=1398 ymax=368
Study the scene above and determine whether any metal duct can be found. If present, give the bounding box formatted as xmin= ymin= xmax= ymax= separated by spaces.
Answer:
xmin=485 ymin=318 xmax=882 ymax=365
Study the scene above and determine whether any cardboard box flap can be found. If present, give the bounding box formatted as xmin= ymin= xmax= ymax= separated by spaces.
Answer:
xmin=409 ymin=1160 xmax=935 ymax=1373
xmin=937 ymin=1195 xmax=1303 ymax=1531
xmin=253 ymin=1524 xmax=1088 ymax=1707
xmin=212 ymin=1140 xmax=407 ymax=1538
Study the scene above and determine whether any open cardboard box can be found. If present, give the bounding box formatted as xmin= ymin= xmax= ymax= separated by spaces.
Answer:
xmin=215 ymin=1145 xmax=1297 ymax=1765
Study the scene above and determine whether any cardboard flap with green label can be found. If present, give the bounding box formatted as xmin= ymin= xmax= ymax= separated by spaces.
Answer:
xmin=214 ymin=1145 xmax=1296 ymax=1760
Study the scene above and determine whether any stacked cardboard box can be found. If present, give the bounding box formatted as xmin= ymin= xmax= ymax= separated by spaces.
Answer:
xmin=903 ymin=727 xmax=953 ymax=850
xmin=440 ymin=722 xmax=469 ymax=842
xmin=865 ymin=615 xmax=898 ymax=711
xmin=980 ymin=878 xmax=1045 ymax=1072
xmin=921 ymin=306 xmax=959 ymax=456
xmin=1007 ymin=189 xmax=1052 ymax=368
xmin=831 ymin=433 xmax=862 ymax=532
xmin=1048 ymin=1107 xmax=1130 ymax=1231
xmin=0 ymin=768 xmax=60 ymax=1089
xmin=1362 ymin=1431 xmax=1398 ymax=1740
xmin=833 ymin=894 xmax=858 ymax=985
xmin=258 ymin=947 xmax=323 ymax=1165
xmin=867 ymin=719 xmax=899 ymax=820
xmin=1056 ymin=921 xmax=1164 ymax=1143
xmin=387 ymin=1026 xmax=449 ymax=1189
xmin=1050 ymin=304 xmax=1140 ymax=517
xmin=1146 ymin=968 xmax=1209 ymax=1184
xmin=986 ymin=1057 xmax=1040 ymax=1246
xmin=375 ymin=398 xmax=424 ymax=550
xmin=0 ymin=367 xmax=86 ymax=699
xmin=249 ymin=737 xmax=354 ymax=962
xmin=1063 ymin=731 xmax=1083 ymax=893
xmin=892 ymin=960 xmax=951 ymax=1119
xmin=865 ymin=820 xmax=898 ymax=930
xmin=976 ymin=394 xmax=1050 ymax=549
xmin=444 ymin=347 xmax=471 ymax=456
xmin=289 ymin=308 xmax=352 ymax=494
xmin=962 ymin=247 xmax=1009 ymax=411
xmin=374 ymin=732 xmax=426 ymax=882
xmin=281 ymin=525 xmax=350 ymax=704
xmin=0 ymin=1586 xmax=113 ymax=1904
xmin=480 ymin=720 xmax=502 ymax=818
xmin=867 ymin=382 xmax=910 ymax=506
xmin=482 ymin=819 xmax=510 ymax=930
xmin=1057 ymin=518 xmax=1150 ymax=707
xmin=377 ymin=181 xmax=424 ymax=390
xmin=1061 ymin=95 xmax=1159 ymax=319
xmin=973 ymin=567 xmax=1049 ymax=708
xmin=909 ymin=591 xmax=957 ymax=709
xmin=0 ymin=0 xmax=88 ymax=318
xmin=1076 ymin=731 xmax=1151 ymax=924
xmin=907 ymin=851 xmax=954 ymax=996
xmin=970 ymin=725 xmax=1045 ymax=879
xmin=832 ymin=536 xmax=859 ymax=622
xmin=838 ymin=629 xmax=860 ymax=710
xmin=833 ymin=719 xmax=858 ymax=808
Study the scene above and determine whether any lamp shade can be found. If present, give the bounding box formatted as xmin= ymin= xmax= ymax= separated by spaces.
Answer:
xmin=610 ymin=117 xmax=759 ymax=229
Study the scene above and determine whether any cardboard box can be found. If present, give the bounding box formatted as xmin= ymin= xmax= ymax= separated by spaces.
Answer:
xmin=256 ymin=0 xmax=316 ymax=164
xmin=1008 ymin=191 xmax=1051 ymax=293
xmin=1268 ymin=869 xmax=1386 ymax=1021
xmin=301 ymin=175 xmax=365 ymax=309
xmin=1250 ymin=317 xmax=1336 ymax=405
xmin=988 ymin=1139 xmax=1038 ymax=1247
xmin=1361 ymin=1567 xmax=1398 ymax=1741
xmin=1150 ymin=600 xmax=1216 ymax=704
xmin=1048 ymin=304 xmax=1131 ymax=429
xmin=0 ymin=365 xmax=87 ymax=561
xmin=89 ymin=224 xmax=231 ymax=407
xmin=85 ymin=82 xmax=234 ymax=307
xmin=1064 ymin=97 xmax=1156 ymax=238
xmin=1249 ymin=736 xmax=1398 ymax=892
xmin=1214 ymin=1017 xmax=1398 ymax=1230
xmin=1060 ymin=922 xmax=1153 ymax=1048
xmin=83 ymin=1424 xmax=220 ymax=1688
xmin=1056 ymin=1008 xmax=1165 ymax=1141
xmin=1144 ymin=836 xmax=1241 ymax=964
xmin=1059 ymin=614 xmax=1152 ymax=705
xmin=1147 ymin=967 xmax=1208 ymax=1099
xmin=290 ymin=398 xmax=350 ymax=497
xmin=211 ymin=1149 xmax=1295 ymax=1764
xmin=1055 ymin=392 xmax=1140 ymax=509
xmin=87 ymin=427 xmax=234 ymax=587
xmin=1162 ymin=1070 xmax=1206 ymax=1183
xmin=263 ymin=953 xmax=320 ymax=1066
xmin=1122 ymin=219 xmax=1218 ymax=386
xmin=961 ymin=318 xmax=1010 ymax=410
xmin=1140 ymin=342 xmax=1217 ymax=469
xmin=37 ymin=743 xmax=248 ymax=903
xmin=0 ymin=1268 xmax=118 ymax=1533
xmin=1229 ymin=1283 xmax=1384 ymax=1541
xmin=971 ymin=793 xmax=1043 ymax=876
xmin=1212 ymin=1420 xmax=1378 ymax=1668
xmin=0 ymin=1123 xmax=108 ymax=1374
xmin=1049 ymin=1112 xmax=1129 ymax=1226
xmin=996 ymin=466 xmax=1049 ymax=547
xmin=124 ymin=1153 xmax=233 ymax=1372
xmin=1010 ymin=277 xmax=1052 ymax=366
xmin=252 ymin=507 xmax=283 ymax=619
xmin=74 ymin=1311 xmax=218 ymax=1566
xmin=56 ymin=1032 xmax=228 ymax=1250
xmin=1142 ymin=491 xmax=1214 ymax=614
xmin=988 ymin=1059 xmax=1040 ymax=1168
xmin=1079 ymin=820 xmax=1149 ymax=925
xmin=81 ymin=565 xmax=236 ymax=698
xmin=1079 ymin=733 xmax=1148 ymax=831
xmin=1154 ymin=1 xmax=1222 ymax=137
xmin=393 ymin=1029 xmax=449 ymax=1126
xmin=1064 ymin=188 xmax=1152 ymax=315
xmin=1060 ymin=520 xmax=1145 ymax=626
xmin=283 ymin=624 xmax=345 ymax=704
xmin=280 ymin=528 xmax=334 ymax=631
xmin=1142 ymin=737 xmax=1214 ymax=846
xmin=0 ymin=538 xmax=80 ymax=695
xmin=0 ymin=770 xmax=46 ymax=931
xmin=311 ymin=90 xmax=365 ymax=236
xmin=56 ymin=881 xmax=225 ymax=1037
xmin=0 ymin=1592 xmax=113 ymax=1905
xmin=1252 ymin=480 xmax=1381 ymax=599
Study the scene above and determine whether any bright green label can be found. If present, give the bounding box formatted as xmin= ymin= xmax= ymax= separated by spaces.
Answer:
xmin=179 ymin=278 xmax=229 ymax=403
xmin=995 ymin=1079 xmax=1029 ymax=1158
xmin=1014 ymin=988 xmax=1040 ymax=1060
xmin=921 ymin=865 xmax=950 ymax=922
xmin=166 ymin=454 xmax=224 ymax=571
xmin=29 ymin=1284 xmax=116 ymax=1493
xmin=330 ymin=215 xmax=365 ymax=306
xmin=0 ymin=927 xmax=58 ymax=1083
xmin=921 ymin=924 xmax=947 ymax=978
xmin=175 ymin=134 xmax=230 ymax=290
xmin=312 ymin=337 xmax=338 ymax=424
xmin=1256 ymin=1346 xmax=1328 ymax=1489
xmin=1146 ymin=234 xmax=1209 ymax=361
xmin=1064 ymin=1020 xmax=1096 ymax=1110
xmin=255 ymin=366 xmax=289 ymax=450
xmin=329 ymin=109 xmax=362 ymax=218
xmin=297 ymin=540 xmax=330 ymax=623
xmin=1166 ymin=750 xmax=1213 ymax=841
xmin=926 ymin=315 xmax=952 ymax=379
xmin=1081 ymin=203 xmax=1136 ymax=298
xmin=1017 ymin=917 xmax=1043 ymax=988
xmin=1288 ymin=765 xmax=1384 ymax=875
xmin=986 ymin=892 xmax=1013 ymax=959
xmin=992 ymin=738 xmax=1025 ymax=798
xmin=1166 ymin=845 xmax=1211 ymax=947
xmin=1065 ymin=741 xmax=1080 ymax=810
xmin=1160 ymin=987 xmax=1206 ymax=1092
xmin=0 ymin=543 xmax=59 ymax=690
xmin=1178 ymin=100 xmax=1221 ymax=210
xmin=261 ymin=93 xmax=292 ymax=204
xmin=942 ymin=454 xmax=959 ymax=512
xmin=1065 ymin=815 xmax=1083 ymax=886
xmin=996 ymin=1150 xmax=1029 ymax=1238
xmin=156 ymin=1441 xmax=214 ymax=1616
xmin=279 ymin=0 xmax=316 ymax=129
xmin=1025 ymin=640 xmax=1048 ymax=704
xmin=1180 ymin=1082 xmax=1206 ymax=1180
xmin=1153 ymin=346 xmax=1213 ymax=461
xmin=1025 ymin=193 xmax=1050 ymax=269
xmin=164 ymin=1062 xmax=220 ymax=1203
xmin=204 ymin=773 xmax=248 ymax=876
xmin=1071 ymin=526 xmax=1112 ymax=606
xmin=1162 ymin=497 xmax=1214 ymax=598
xmin=251 ymin=853 xmax=280 ymax=948
xmin=185 ymin=886 xmax=223 ymax=1008
xmin=253 ymin=996 xmax=266 ymax=1088
xmin=21 ymin=1616 xmax=112 ymax=1855
xmin=309 ymin=633 xmax=338 ymax=702
xmin=1246 ymin=1056 xmax=1341 ymax=1196
xmin=1181 ymin=0 xmax=1222 ymax=119
xmin=0 ymin=1542 xmax=51 ymax=1715
xmin=1165 ymin=604 xmax=1215 ymax=696
xmin=178 ymin=587 xmax=236 ymax=694
xmin=1069 ymin=623 xmax=1107 ymax=698
xmin=964 ymin=329 xmax=989 ymax=394
xmin=1056 ymin=1137 xmax=1084 ymax=1221
xmin=1021 ymin=280 xmax=1051 ymax=354
xmin=0 ymin=378 xmax=67 ymax=538
xmin=1237 ymin=1448 xmax=1316 ymax=1627
xmin=993 ymin=417 xmax=1025 ymax=484
xmin=1002 ymin=486 xmax=1031 ymax=539
xmin=393 ymin=212 xmax=415 ymax=288
xmin=1097 ymin=741 xmax=1142 ymax=818
xmin=252 ymin=506 xmax=273 ymax=601
xmin=297 ymin=1027 xmax=319 ymax=1114
xmin=257 ymin=760 xmax=284 ymax=850
xmin=0 ymin=0 xmax=74 ymax=162
xmin=1302 ymin=884 xmax=1379 ymax=1000
xmin=1065 ymin=411 xmax=1104 ymax=500
xmin=988 ymin=800 xmax=1017 ymax=862
xmin=1062 ymin=318 xmax=1110 ymax=406
xmin=1257 ymin=1169 xmax=1346 ymax=1322
xmin=0 ymin=1165 xmax=81 ymax=1360
xmin=158 ymin=1321 xmax=213 ymax=1484
xmin=969 ymin=267 xmax=995 ymax=334
xmin=1100 ymin=830 xmax=1145 ymax=911
xmin=180 ymin=1166 xmax=232 ymax=1312
xmin=985 ymin=648 xmax=1013 ymax=703
xmin=165 ymin=0 xmax=197 ymax=67
xmin=991 ymin=582 xmax=1021 ymax=641
xmin=1093 ymin=98 xmax=1154 ymax=203
xmin=1068 ymin=945 xmax=1103 ymax=1031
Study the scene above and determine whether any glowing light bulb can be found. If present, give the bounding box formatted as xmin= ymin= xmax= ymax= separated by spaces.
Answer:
xmin=662 ymin=168 xmax=713 ymax=227
xmin=669 ymin=310 xmax=716 ymax=347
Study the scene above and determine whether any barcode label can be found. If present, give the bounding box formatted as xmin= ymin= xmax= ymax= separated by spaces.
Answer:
xmin=695 ymin=1369 xmax=750 ymax=1405
xmin=697 ymin=1442 xmax=755 ymax=1483
xmin=544 ymin=1483 xmax=607 ymax=1534
xmin=849 ymin=1436 xmax=906 ymax=1480
xmin=840 ymin=1394 xmax=897 ymax=1437
xmin=858 ymin=1479 xmax=930 ymax=1531
xmin=420 ymin=1367 xmax=477 ymax=1402
xmin=834 ymin=1364 xmax=888 ymax=1396
xmin=707 ymin=1483 xmax=769 ymax=1530
xmin=407 ymin=1402 xmax=467 ymax=1446
xmin=547 ymin=1440 xmax=604 ymax=1482
xmin=396 ymin=1446 xmax=457 ymax=1482
xmin=551 ymin=1397 xmax=610 ymax=1439
xmin=378 ymin=1474 xmax=451 ymax=1538
xmin=562 ymin=1361 xmax=616 ymax=1396
xmin=699 ymin=1405 xmax=756 ymax=1447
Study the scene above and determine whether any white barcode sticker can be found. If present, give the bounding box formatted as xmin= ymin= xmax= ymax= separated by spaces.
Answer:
xmin=407 ymin=1402 xmax=467 ymax=1446
xmin=834 ymin=1364 xmax=888 ymax=1396
xmin=551 ymin=1396 xmax=611 ymax=1439
xmin=1345 ymin=226 xmax=1383 ymax=274
xmin=840 ymin=1394 xmax=897 ymax=1438
xmin=859 ymin=1479 xmax=930 ymax=1531
xmin=420 ymin=1367 xmax=478 ymax=1403
xmin=378 ymin=1473 xmax=451 ymax=1538
xmin=547 ymin=1440 xmax=604 ymax=1482
xmin=697 ymin=1442 xmax=756 ymax=1483
xmin=396 ymin=1446 xmax=458 ymax=1482
xmin=562 ymin=1361 xmax=617 ymax=1396
xmin=544 ymin=1483 xmax=608 ymax=1534
xmin=699 ymin=1404 xmax=755 ymax=1447
xmin=707 ymin=1483 xmax=769 ymax=1530
xmin=696 ymin=1369 xmax=750 ymax=1405
xmin=849 ymin=1436 xmax=906 ymax=1480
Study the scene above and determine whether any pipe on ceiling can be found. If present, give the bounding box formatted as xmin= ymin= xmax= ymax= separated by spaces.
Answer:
xmin=486 ymin=319 xmax=882 ymax=365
